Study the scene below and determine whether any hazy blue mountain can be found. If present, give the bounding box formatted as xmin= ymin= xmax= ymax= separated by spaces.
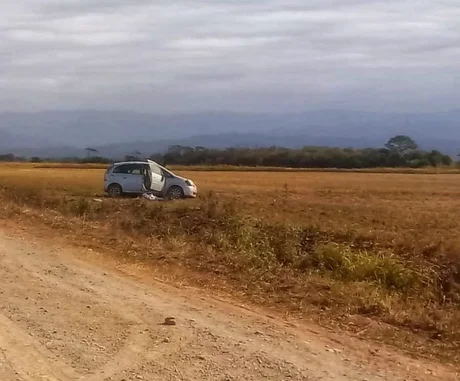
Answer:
xmin=0 ymin=129 xmax=53 ymax=149
xmin=1 ymin=109 xmax=459 ymax=158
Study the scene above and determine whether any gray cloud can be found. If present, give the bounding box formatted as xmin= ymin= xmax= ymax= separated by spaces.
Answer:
xmin=1 ymin=0 xmax=459 ymax=112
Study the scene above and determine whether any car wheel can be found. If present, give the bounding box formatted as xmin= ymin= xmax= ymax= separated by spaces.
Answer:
xmin=166 ymin=186 xmax=184 ymax=200
xmin=107 ymin=184 xmax=123 ymax=198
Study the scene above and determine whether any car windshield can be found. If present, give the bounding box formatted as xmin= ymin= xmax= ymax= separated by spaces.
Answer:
xmin=162 ymin=167 xmax=175 ymax=177
xmin=155 ymin=162 xmax=176 ymax=178
xmin=147 ymin=160 xmax=177 ymax=178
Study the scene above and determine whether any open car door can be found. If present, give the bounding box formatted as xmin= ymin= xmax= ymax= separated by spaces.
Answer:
xmin=147 ymin=160 xmax=166 ymax=193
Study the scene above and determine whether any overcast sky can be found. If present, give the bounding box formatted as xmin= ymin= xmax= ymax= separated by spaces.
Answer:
xmin=1 ymin=0 xmax=459 ymax=113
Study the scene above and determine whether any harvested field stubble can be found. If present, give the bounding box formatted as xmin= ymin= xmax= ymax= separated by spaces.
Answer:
xmin=0 ymin=164 xmax=459 ymax=362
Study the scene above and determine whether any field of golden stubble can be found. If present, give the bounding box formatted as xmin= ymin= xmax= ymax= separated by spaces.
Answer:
xmin=1 ymin=164 xmax=460 ymax=252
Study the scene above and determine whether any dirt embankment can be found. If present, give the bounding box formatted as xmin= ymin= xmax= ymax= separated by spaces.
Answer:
xmin=0 ymin=228 xmax=457 ymax=381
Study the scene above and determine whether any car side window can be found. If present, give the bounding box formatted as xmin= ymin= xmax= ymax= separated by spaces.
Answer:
xmin=113 ymin=164 xmax=142 ymax=175
xmin=129 ymin=165 xmax=142 ymax=175
xmin=113 ymin=165 xmax=129 ymax=174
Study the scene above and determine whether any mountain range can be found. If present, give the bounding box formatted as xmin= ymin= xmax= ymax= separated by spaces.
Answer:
xmin=1 ymin=110 xmax=459 ymax=158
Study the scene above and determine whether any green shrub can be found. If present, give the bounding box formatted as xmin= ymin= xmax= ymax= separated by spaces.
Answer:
xmin=307 ymin=243 xmax=420 ymax=292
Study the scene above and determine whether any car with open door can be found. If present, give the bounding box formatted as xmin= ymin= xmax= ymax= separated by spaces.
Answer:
xmin=104 ymin=160 xmax=197 ymax=199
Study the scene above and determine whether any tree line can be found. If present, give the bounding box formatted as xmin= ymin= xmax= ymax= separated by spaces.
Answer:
xmin=153 ymin=136 xmax=453 ymax=169
xmin=0 ymin=135 xmax=455 ymax=168
xmin=0 ymin=153 xmax=112 ymax=164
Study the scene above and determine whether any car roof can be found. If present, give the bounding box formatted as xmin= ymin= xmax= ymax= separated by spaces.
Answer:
xmin=112 ymin=161 xmax=149 ymax=166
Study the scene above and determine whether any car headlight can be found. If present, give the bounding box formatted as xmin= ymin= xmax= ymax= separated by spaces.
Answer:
xmin=185 ymin=180 xmax=193 ymax=186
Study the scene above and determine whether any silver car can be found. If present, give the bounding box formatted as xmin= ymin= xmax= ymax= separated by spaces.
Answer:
xmin=104 ymin=160 xmax=197 ymax=199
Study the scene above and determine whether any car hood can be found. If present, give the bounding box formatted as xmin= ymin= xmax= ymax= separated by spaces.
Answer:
xmin=171 ymin=174 xmax=195 ymax=185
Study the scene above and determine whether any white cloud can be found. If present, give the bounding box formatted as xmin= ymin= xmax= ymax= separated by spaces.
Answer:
xmin=0 ymin=0 xmax=459 ymax=112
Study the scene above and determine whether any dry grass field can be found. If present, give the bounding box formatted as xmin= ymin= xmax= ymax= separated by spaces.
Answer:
xmin=1 ymin=163 xmax=459 ymax=363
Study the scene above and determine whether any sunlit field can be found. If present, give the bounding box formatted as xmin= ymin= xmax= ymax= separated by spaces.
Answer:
xmin=3 ymin=163 xmax=460 ymax=249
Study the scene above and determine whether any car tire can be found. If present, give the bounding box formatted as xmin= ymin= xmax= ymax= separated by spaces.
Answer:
xmin=166 ymin=186 xmax=184 ymax=200
xmin=107 ymin=184 xmax=123 ymax=198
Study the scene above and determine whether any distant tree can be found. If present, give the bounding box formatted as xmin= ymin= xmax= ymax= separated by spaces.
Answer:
xmin=149 ymin=153 xmax=164 ymax=164
xmin=121 ymin=150 xmax=143 ymax=161
xmin=168 ymin=145 xmax=194 ymax=155
xmin=0 ymin=153 xmax=15 ymax=162
xmin=85 ymin=147 xmax=99 ymax=158
xmin=81 ymin=156 xmax=111 ymax=164
xmin=442 ymin=155 xmax=453 ymax=166
xmin=30 ymin=156 xmax=43 ymax=163
xmin=124 ymin=155 xmax=138 ymax=162
xmin=385 ymin=135 xmax=418 ymax=155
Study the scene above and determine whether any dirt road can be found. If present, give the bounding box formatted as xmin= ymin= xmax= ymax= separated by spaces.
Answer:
xmin=0 ymin=229 xmax=457 ymax=381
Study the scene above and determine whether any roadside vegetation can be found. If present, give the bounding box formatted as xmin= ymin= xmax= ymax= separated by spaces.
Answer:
xmin=0 ymin=164 xmax=459 ymax=364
